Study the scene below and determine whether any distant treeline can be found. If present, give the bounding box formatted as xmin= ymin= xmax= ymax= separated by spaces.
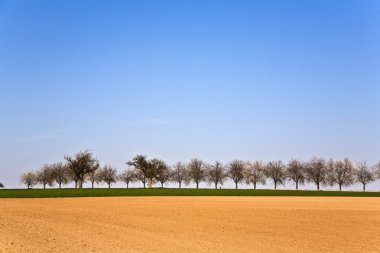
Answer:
xmin=18 ymin=150 xmax=380 ymax=191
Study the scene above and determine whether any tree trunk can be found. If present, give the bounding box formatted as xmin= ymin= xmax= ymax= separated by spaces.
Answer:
xmin=363 ymin=183 xmax=366 ymax=192
xmin=91 ymin=181 xmax=94 ymax=189
xmin=108 ymin=183 xmax=111 ymax=189
xmin=43 ymin=183 xmax=46 ymax=189
xmin=161 ymin=182 xmax=163 ymax=188
xmin=317 ymin=182 xmax=320 ymax=190
xmin=59 ymin=183 xmax=62 ymax=189
xmin=179 ymin=181 xmax=181 ymax=189
xmin=254 ymin=182 xmax=256 ymax=190
xmin=274 ymin=181 xmax=277 ymax=190
xmin=339 ymin=184 xmax=342 ymax=191
xmin=215 ymin=182 xmax=218 ymax=189
xmin=235 ymin=182 xmax=238 ymax=189
xmin=78 ymin=179 xmax=83 ymax=189
xmin=148 ymin=179 xmax=152 ymax=188
xmin=196 ymin=182 xmax=199 ymax=189
xmin=296 ymin=181 xmax=298 ymax=190
xmin=127 ymin=182 xmax=129 ymax=189
xmin=74 ymin=181 xmax=77 ymax=189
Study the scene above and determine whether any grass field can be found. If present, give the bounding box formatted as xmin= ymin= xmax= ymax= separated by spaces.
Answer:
xmin=0 ymin=188 xmax=379 ymax=198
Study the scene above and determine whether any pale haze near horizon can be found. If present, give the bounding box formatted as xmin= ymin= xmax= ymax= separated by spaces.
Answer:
xmin=0 ymin=0 xmax=379 ymax=190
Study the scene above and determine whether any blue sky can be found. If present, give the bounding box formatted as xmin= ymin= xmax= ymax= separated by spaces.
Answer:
xmin=0 ymin=0 xmax=379 ymax=189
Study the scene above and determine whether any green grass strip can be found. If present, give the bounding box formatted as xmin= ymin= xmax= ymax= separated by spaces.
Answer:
xmin=0 ymin=188 xmax=379 ymax=198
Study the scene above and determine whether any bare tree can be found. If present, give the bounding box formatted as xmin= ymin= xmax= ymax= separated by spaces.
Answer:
xmin=66 ymin=168 xmax=79 ymax=189
xmin=65 ymin=150 xmax=100 ymax=188
xmin=327 ymin=158 xmax=355 ymax=191
xmin=36 ymin=164 xmax=54 ymax=189
xmin=206 ymin=161 xmax=227 ymax=189
xmin=375 ymin=161 xmax=380 ymax=180
xmin=171 ymin=162 xmax=187 ymax=189
xmin=227 ymin=160 xmax=245 ymax=189
xmin=304 ymin=157 xmax=327 ymax=190
xmin=127 ymin=155 xmax=152 ymax=188
xmin=134 ymin=169 xmax=148 ymax=188
xmin=265 ymin=161 xmax=286 ymax=189
xmin=98 ymin=165 xmax=118 ymax=188
xmin=286 ymin=159 xmax=305 ymax=190
xmin=355 ymin=161 xmax=375 ymax=192
xmin=187 ymin=158 xmax=206 ymax=189
xmin=86 ymin=170 xmax=101 ymax=189
xmin=243 ymin=161 xmax=266 ymax=189
xmin=153 ymin=159 xmax=171 ymax=188
xmin=20 ymin=171 xmax=36 ymax=189
xmin=119 ymin=169 xmax=137 ymax=188
xmin=51 ymin=162 xmax=69 ymax=189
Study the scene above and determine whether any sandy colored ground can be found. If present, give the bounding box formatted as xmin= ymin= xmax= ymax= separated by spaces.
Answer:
xmin=0 ymin=197 xmax=379 ymax=253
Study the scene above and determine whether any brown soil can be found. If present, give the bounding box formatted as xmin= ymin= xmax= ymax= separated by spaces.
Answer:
xmin=0 ymin=197 xmax=379 ymax=253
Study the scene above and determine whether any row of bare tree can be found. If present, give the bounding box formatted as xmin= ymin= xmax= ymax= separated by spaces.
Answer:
xmin=20 ymin=151 xmax=380 ymax=191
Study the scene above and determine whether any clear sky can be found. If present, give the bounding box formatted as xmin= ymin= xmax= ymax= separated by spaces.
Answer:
xmin=1 ymin=0 xmax=379 ymax=189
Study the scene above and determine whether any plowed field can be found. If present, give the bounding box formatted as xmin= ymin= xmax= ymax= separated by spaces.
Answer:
xmin=1 ymin=197 xmax=379 ymax=252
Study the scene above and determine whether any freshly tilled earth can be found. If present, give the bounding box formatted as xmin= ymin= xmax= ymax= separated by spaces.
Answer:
xmin=0 ymin=197 xmax=379 ymax=253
